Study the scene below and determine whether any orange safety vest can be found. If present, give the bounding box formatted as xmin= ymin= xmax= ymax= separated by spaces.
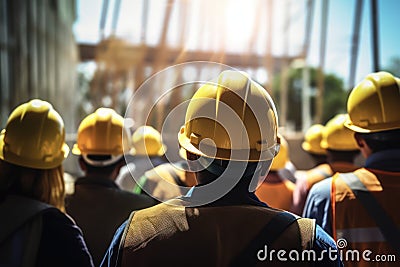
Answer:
xmin=306 ymin=162 xmax=358 ymax=190
xmin=121 ymin=200 xmax=315 ymax=267
xmin=292 ymin=162 xmax=358 ymax=216
xmin=305 ymin=164 xmax=331 ymax=189
xmin=331 ymin=168 xmax=400 ymax=267
xmin=256 ymin=179 xmax=295 ymax=211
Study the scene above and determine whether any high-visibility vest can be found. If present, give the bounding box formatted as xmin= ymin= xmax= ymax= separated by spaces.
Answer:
xmin=120 ymin=199 xmax=316 ymax=267
xmin=292 ymin=162 xmax=358 ymax=216
xmin=256 ymin=176 xmax=295 ymax=211
xmin=305 ymin=164 xmax=333 ymax=189
xmin=331 ymin=168 xmax=400 ymax=267
xmin=306 ymin=162 xmax=358 ymax=190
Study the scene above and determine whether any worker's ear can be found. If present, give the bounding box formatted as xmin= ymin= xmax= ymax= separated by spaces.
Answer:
xmin=354 ymin=133 xmax=365 ymax=148
xmin=78 ymin=156 xmax=87 ymax=172
xmin=354 ymin=133 xmax=373 ymax=158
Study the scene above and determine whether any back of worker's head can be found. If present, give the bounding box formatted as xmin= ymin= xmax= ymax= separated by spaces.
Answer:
xmin=72 ymin=108 xmax=131 ymax=175
xmin=302 ymin=124 xmax=327 ymax=165
xmin=321 ymin=114 xmax=360 ymax=162
xmin=344 ymin=71 xmax=400 ymax=154
xmin=131 ymin=125 xmax=167 ymax=157
xmin=178 ymin=70 xmax=280 ymax=191
xmin=321 ymin=114 xmax=358 ymax=151
xmin=302 ymin=124 xmax=327 ymax=155
xmin=0 ymin=99 xmax=69 ymax=210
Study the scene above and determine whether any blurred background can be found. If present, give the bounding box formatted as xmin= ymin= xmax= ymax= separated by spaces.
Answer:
xmin=1 ymin=0 xmax=399 ymax=174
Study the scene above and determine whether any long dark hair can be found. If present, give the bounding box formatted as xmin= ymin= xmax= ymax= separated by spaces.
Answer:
xmin=0 ymin=160 xmax=66 ymax=212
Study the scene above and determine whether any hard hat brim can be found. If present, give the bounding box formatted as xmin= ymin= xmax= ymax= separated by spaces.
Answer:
xmin=344 ymin=119 xmax=400 ymax=133
xmin=178 ymin=147 xmax=187 ymax=160
xmin=0 ymin=129 xmax=69 ymax=169
xmin=72 ymin=143 xmax=82 ymax=155
xmin=301 ymin=141 xmax=312 ymax=152
xmin=320 ymin=140 xmax=329 ymax=150
xmin=178 ymin=127 xmax=278 ymax=162
xmin=0 ymin=129 xmax=6 ymax=162
xmin=156 ymin=144 xmax=167 ymax=156
xmin=178 ymin=130 xmax=206 ymax=158
xmin=301 ymin=141 xmax=326 ymax=155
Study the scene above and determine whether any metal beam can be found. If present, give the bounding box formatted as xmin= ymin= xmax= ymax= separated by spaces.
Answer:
xmin=348 ymin=0 xmax=363 ymax=89
xmin=316 ymin=0 xmax=329 ymax=124
xmin=370 ymin=0 xmax=380 ymax=71
xmin=78 ymin=43 xmax=297 ymax=69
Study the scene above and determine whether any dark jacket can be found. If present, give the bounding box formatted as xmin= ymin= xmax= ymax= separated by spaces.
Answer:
xmin=66 ymin=176 xmax=156 ymax=266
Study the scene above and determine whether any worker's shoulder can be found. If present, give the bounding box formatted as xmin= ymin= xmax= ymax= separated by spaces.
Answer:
xmin=308 ymin=177 xmax=332 ymax=199
xmin=144 ymin=161 xmax=186 ymax=177
xmin=113 ymin=189 xmax=157 ymax=207
xmin=137 ymin=202 xmax=294 ymax=225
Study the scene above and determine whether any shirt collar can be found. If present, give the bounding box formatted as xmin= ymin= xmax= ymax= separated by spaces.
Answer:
xmin=75 ymin=176 xmax=120 ymax=189
xmin=180 ymin=186 xmax=267 ymax=207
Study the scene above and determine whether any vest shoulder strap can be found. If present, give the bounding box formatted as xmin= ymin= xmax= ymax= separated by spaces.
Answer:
xmin=232 ymin=212 xmax=316 ymax=266
xmin=120 ymin=205 xmax=316 ymax=267
xmin=117 ymin=210 xmax=137 ymax=266
xmin=297 ymin=217 xmax=316 ymax=250
xmin=118 ymin=199 xmax=189 ymax=266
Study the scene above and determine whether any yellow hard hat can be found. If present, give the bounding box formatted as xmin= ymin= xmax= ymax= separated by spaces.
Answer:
xmin=131 ymin=126 xmax=167 ymax=156
xmin=72 ymin=108 xmax=131 ymax=156
xmin=178 ymin=70 xmax=279 ymax=162
xmin=321 ymin=114 xmax=358 ymax=150
xmin=179 ymin=147 xmax=187 ymax=160
xmin=345 ymin=71 xmax=400 ymax=133
xmin=271 ymin=134 xmax=289 ymax=171
xmin=302 ymin=124 xmax=327 ymax=155
xmin=0 ymin=99 xmax=69 ymax=169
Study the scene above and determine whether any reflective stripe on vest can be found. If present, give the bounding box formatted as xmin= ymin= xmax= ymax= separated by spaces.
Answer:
xmin=332 ymin=169 xmax=400 ymax=266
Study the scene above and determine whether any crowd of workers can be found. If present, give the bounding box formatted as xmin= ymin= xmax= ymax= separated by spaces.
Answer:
xmin=0 ymin=70 xmax=399 ymax=267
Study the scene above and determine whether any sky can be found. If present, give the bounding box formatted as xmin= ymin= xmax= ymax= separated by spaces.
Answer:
xmin=73 ymin=0 xmax=400 ymax=89
xmin=307 ymin=0 xmax=400 ymax=88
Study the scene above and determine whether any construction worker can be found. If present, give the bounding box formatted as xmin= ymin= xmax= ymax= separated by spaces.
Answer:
xmin=133 ymin=148 xmax=197 ymax=202
xmin=255 ymin=134 xmax=296 ymax=211
xmin=0 ymin=99 xmax=93 ymax=266
xmin=303 ymin=71 xmax=400 ymax=266
xmin=301 ymin=124 xmax=328 ymax=166
xmin=115 ymin=125 xmax=168 ymax=192
xmin=65 ymin=108 xmax=156 ymax=266
xmin=100 ymin=70 xmax=341 ymax=266
xmin=292 ymin=114 xmax=360 ymax=215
